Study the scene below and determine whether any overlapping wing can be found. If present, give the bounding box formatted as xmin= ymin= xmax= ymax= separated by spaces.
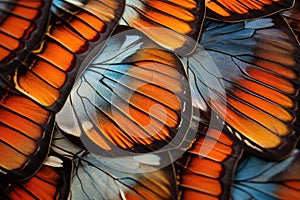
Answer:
xmin=56 ymin=27 xmax=192 ymax=156
xmin=0 ymin=0 xmax=124 ymax=181
xmin=122 ymin=0 xmax=205 ymax=55
xmin=0 ymin=150 xmax=72 ymax=200
xmin=185 ymin=15 xmax=300 ymax=160
xmin=176 ymin=123 xmax=243 ymax=200
xmin=52 ymin=130 xmax=177 ymax=200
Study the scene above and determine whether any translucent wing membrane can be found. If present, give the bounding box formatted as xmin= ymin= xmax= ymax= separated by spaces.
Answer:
xmin=232 ymin=149 xmax=300 ymax=199
xmin=0 ymin=0 xmax=124 ymax=181
xmin=56 ymin=27 xmax=192 ymax=156
xmin=122 ymin=0 xmax=205 ymax=55
xmin=0 ymin=150 xmax=72 ymax=200
xmin=52 ymin=131 xmax=177 ymax=200
xmin=185 ymin=15 xmax=300 ymax=160
xmin=0 ymin=0 xmax=52 ymax=72
xmin=176 ymin=123 xmax=243 ymax=200
xmin=71 ymin=152 xmax=177 ymax=200
xmin=206 ymin=0 xmax=294 ymax=22
xmin=282 ymin=0 xmax=300 ymax=42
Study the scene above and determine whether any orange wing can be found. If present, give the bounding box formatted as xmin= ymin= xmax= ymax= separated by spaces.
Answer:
xmin=186 ymin=15 xmax=300 ymax=160
xmin=0 ymin=85 xmax=54 ymax=181
xmin=56 ymin=27 xmax=192 ymax=157
xmin=0 ymin=0 xmax=52 ymax=72
xmin=0 ymin=0 xmax=124 ymax=181
xmin=0 ymin=150 xmax=72 ymax=200
xmin=282 ymin=0 xmax=300 ymax=42
xmin=176 ymin=124 xmax=243 ymax=200
xmin=1 ymin=0 xmax=125 ymax=112
xmin=206 ymin=0 xmax=294 ymax=22
xmin=122 ymin=0 xmax=205 ymax=55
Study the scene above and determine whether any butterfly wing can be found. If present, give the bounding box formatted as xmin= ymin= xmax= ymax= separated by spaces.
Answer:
xmin=0 ymin=84 xmax=54 ymax=181
xmin=0 ymin=150 xmax=72 ymax=200
xmin=121 ymin=0 xmax=205 ymax=55
xmin=56 ymin=27 xmax=192 ymax=156
xmin=232 ymin=149 xmax=300 ymax=199
xmin=1 ymin=0 xmax=125 ymax=112
xmin=70 ymin=152 xmax=177 ymax=200
xmin=52 ymin=131 xmax=177 ymax=200
xmin=206 ymin=0 xmax=294 ymax=22
xmin=185 ymin=15 xmax=300 ymax=160
xmin=0 ymin=0 xmax=124 ymax=181
xmin=0 ymin=0 xmax=52 ymax=72
xmin=176 ymin=121 xmax=243 ymax=200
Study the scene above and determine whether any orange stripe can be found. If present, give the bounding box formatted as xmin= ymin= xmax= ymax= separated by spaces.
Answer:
xmin=0 ymin=142 xmax=27 ymax=170
xmin=227 ymin=97 xmax=289 ymax=136
xmin=0 ymin=15 xmax=33 ymax=38
xmin=17 ymin=70 xmax=60 ymax=107
xmin=1 ymin=95 xmax=50 ymax=125
xmin=0 ymin=32 xmax=21 ymax=51
xmin=0 ymin=108 xmax=43 ymax=140
xmin=31 ymin=60 xmax=67 ymax=89
xmin=237 ymin=79 xmax=294 ymax=108
xmin=23 ymin=176 xmax=57 ymax=199
xmin=187 ymin=158 xmax=223 ymax=178
xmin=77 ymin=12 xmax=106 ymax=32
xmin=49 ymin=25 xmax=88 ymax=53
xmin=231 ymin=88 xmax=293 ymax=122
xmin=36 ymin=41 xmax=75 ymax=71
xmin=181 ymin=173 xmax=222 ymax=195
xmin=0 ymin=47 xmax=13 ymax=62
xmin=0 ymin=125 xmax=37 ymax=156
xmin=247 ymin=67 xmax=296 ymax=94
xmin=12 ymin=5 xmax=39 ymax=19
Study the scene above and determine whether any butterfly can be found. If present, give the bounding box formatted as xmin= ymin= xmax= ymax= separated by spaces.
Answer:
xmin=0 ymin=0 xmax=124 ymax=181
xmin=0 ymin=150 xmax=72 ymax=200
xmin=121 ymin=0 xmax=205 ymax=55
xmin=0 ymin=0 xmax=52 ymax=72
xmin=184 ymin=15 xmax=300 ymax=160
xmin=206 ymin=0 xmax=294 ymax=22
xmin=232 ymin=149 xmax=300 ymax=199
xmin=56 ymin=26 xmax=193 ymax=157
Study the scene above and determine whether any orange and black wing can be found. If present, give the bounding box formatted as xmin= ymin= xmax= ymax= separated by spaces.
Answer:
xmin=122 ymin=0 xmax=205 ymax=55
xmin=56 ymin=27 xmax=192 ymax=157
xmin=185 ymin=15 xmax=300 ymax=160
xmin=0 ymin=84 xmax=54 ymax=181
xmin=282 ymin=0 xmax=300 ymax=42
xmin=232 ymin=149 xmax=300 ymax=199
xmin=0 ymin=0 xmax=52 ymax=72
xmin=1 ymin=0 xmax=125 ymax=112
xmin=0 ymin=0 xmax=124 ymax=181
xmin=176 ymin=124 xmax=243 ymax=200
xmin=0 ymin=150 xmax=72 ymax=200
xmin=206 ymin=0 xmax=294 ymax=22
